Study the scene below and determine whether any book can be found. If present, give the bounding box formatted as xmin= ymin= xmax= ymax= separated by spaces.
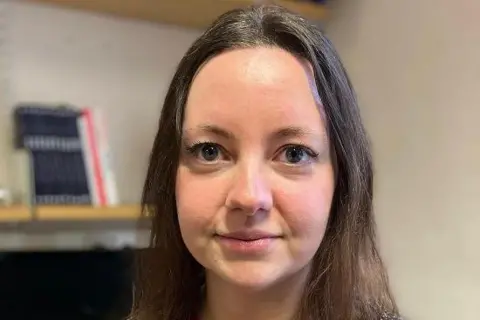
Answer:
xmin=78 ymin=108 xmax=119 ymax=206
xmin=13 ymin=104 xmax=91 ymax=205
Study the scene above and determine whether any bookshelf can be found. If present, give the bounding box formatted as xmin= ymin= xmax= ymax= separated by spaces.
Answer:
xmin=36 ymin=205 xmax=142 ymax=220
xmin=27 ymin=0 xmax=328 ymax=28
xmin=0 ymin=205 xmax=149 ymax=251
xmin=0 ymin=206 xmax=31 ymax=222
xmin=0 ymin=205 xmax=143 ymax=222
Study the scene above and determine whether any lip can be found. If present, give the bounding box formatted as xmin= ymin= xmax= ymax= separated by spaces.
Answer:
xmin=214 ymin=230 xmax=281 ymax=255
xmin=217 ymin=230 xmax=281 ymax=241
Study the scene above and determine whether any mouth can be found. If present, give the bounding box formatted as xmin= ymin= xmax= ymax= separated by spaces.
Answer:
xmin=215 ymin=231 xmax=282 ymax=241
xmin=213 ymin=231 xmax=282 ymax=254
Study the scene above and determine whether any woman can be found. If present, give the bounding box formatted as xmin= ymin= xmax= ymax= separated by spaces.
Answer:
xmin=131 ymin=4 xmax=401 ymax=320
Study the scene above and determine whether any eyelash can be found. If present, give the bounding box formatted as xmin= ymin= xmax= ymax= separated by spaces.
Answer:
xmin=185 ymin=141 xmax=223 ymax=156
xmin=281 ymin=143 xmax=319 ymax=158
xmin=184 ymin=141 xmax=319 ymax=163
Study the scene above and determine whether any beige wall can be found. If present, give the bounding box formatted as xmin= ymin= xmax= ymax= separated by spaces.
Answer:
xmin=0 ymin=2 xmax=200 ymax=204
xmin=0 ymin=2 xmax=199 ymax=250
xmin=325 ymin=0 xmax=480 ymax=319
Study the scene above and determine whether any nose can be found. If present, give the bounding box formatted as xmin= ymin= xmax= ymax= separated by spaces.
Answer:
xmin=225 ymin=162 xmax=273 ymax=215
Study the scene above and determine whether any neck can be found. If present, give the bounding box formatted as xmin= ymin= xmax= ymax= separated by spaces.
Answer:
xmin=202 ymin=268 xmax=309 ymax=320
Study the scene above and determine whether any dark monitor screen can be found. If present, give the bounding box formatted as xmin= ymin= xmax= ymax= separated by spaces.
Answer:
xmin=0 ymin=249 xmax=135 ymax=320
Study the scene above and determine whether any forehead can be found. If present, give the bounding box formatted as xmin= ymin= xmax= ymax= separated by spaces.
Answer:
xmin=184 ymin=47 xmax=324 ymax=133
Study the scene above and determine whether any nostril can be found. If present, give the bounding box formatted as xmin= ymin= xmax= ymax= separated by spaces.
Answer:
xmin=225 ymin=167 xmax=273 ymax=213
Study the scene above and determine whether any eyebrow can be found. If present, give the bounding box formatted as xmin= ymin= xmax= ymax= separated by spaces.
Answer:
xmin=183 ymin=124 xmax=235 ymax=140
xmin=273 ymin=126 xmax=319 ymax=139
xmin=183 ymin=124 xmax=325 ymax=142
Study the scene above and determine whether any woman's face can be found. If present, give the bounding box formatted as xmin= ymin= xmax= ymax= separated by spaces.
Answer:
xmin=176 ymin=47 xmax=335 ymax=290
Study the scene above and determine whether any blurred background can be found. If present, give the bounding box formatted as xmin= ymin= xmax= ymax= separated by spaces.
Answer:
xmin=0 ymin=0 xmax=478 ymax=319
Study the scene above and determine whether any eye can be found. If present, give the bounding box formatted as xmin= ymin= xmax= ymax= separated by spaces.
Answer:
xmin=276 ymin=145 xmax=319 ymax=165
xmin=200 ymin=144 xmax=220 ymax=161
xmin=186 ymin=142 xmax=226 ymax=163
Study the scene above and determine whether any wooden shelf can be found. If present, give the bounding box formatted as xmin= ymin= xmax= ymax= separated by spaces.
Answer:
xmin=0 ymin=205 xmax=143 ymax=222
xmin=0 ymin=206 xmax=31 ymax=222
xmin=0 ymin=205 xmax=149 ymax=251
xmin=27 ymin=0 xmax=327 ymax=29
xmin=36 ymin=205 xmax=142 ymax=221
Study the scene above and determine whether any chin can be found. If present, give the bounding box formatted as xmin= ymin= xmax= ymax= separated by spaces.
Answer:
xmin=212 ymin=259 xmax=296 ymax=291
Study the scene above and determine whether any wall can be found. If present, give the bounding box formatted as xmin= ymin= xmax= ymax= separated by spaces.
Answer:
xmin=0 ymin=1 xmax=201 ymax=204
xmin=324 ymin=0 xmax=480 ymax=319
xmin=0 ymin=2 xmax=200 ymax=250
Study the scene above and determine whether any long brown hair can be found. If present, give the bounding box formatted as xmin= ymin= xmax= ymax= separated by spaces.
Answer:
xmin=131 ymin=4 xmax=398 ymax=320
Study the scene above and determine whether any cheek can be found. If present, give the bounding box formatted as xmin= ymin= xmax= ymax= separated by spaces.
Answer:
xmin=175 ymin=167 xmax=223 ymax=240
xmin=276 ymin=171 xmax=334 ymax=246
xmin=281 ymin=189 xmax=331 ymax=236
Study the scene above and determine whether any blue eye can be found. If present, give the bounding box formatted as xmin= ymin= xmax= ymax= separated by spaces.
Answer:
xmin=200 ymin=144 xmax=220 ymax=161
xmin=285 ymin=146 xmax=306 ymax=163
xmin=186 ymin=142 xmax=223 ymax=162
xmin=278 ymin=145 xmax=319 ymax=165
